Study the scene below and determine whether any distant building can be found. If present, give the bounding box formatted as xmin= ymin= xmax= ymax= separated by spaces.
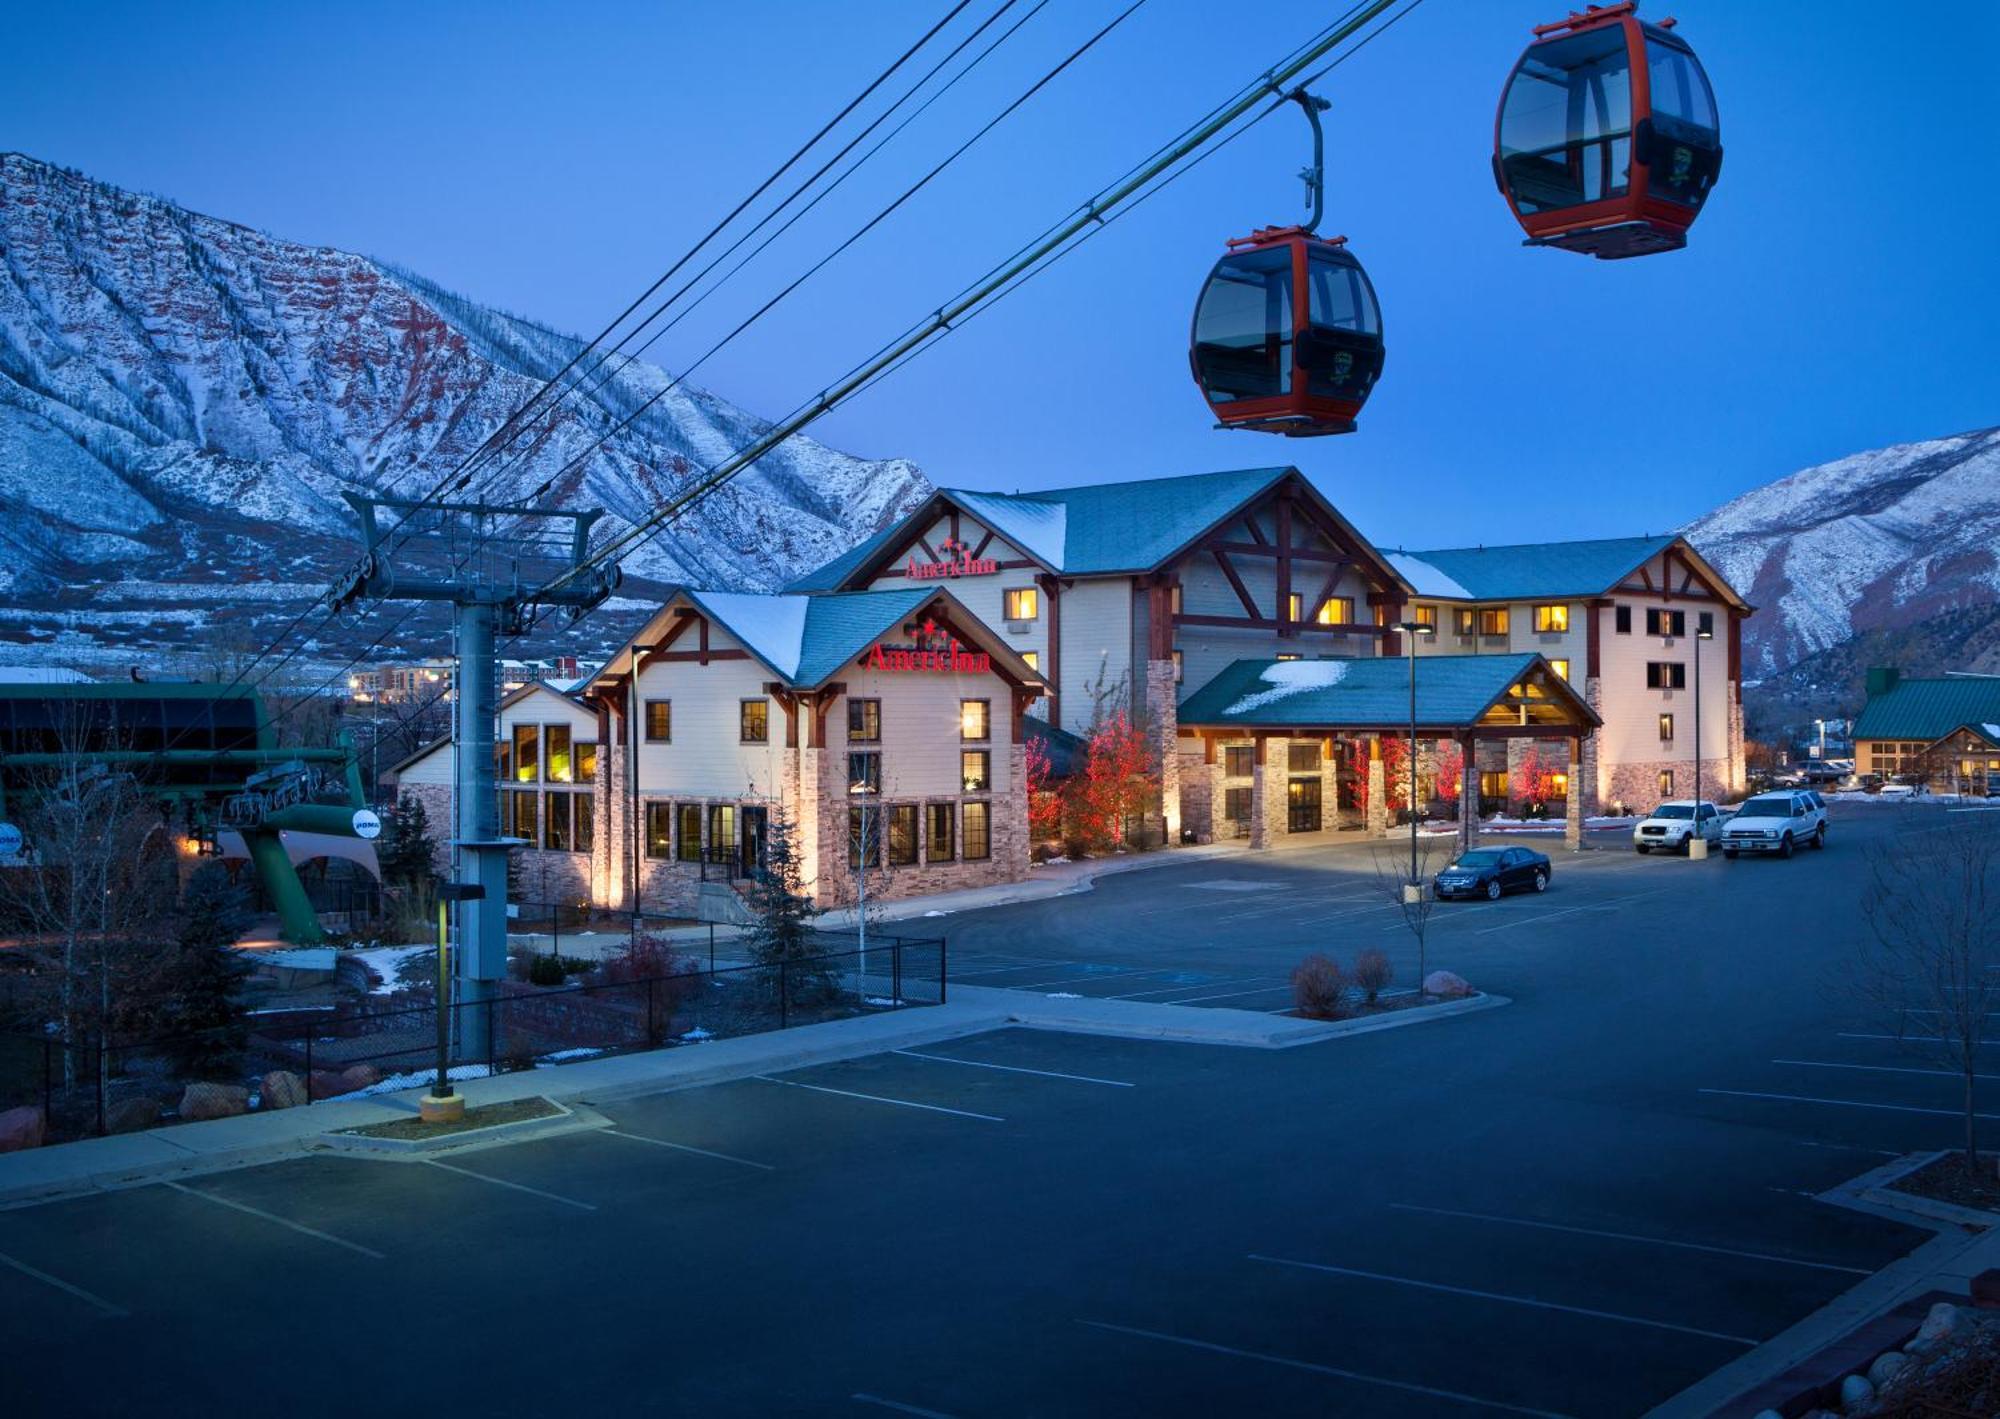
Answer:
xmin=1853 ymin=669 xmax=2000 ymax=794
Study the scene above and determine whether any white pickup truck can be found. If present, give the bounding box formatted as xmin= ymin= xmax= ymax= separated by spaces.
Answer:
xmin=1721 ymin=791 xmax=1828 ymax=859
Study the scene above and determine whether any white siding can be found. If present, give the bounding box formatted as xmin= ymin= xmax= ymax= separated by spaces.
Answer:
xmin=389 ymin=684 xmax=600 ymax=789
xmin=842 ymin=660 xmax=1016 ymax=798
xmin=630 ymin=623 xmax=790 ymax=801
xmin=862 ymin=514 xmax=1051 ymax=701
xmin=1058 ymin=576 xmax=1134 ymax=730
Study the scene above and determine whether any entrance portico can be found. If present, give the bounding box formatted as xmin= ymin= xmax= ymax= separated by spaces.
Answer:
xmin=1177 ymin=653 xmax=1601 ymax=854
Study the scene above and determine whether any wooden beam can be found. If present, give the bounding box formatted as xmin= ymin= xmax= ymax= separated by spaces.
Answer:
xmin=1038 ymin=573 xmax=1062 ymax=727
xmin=1210 ymin=549 xmax=1263 ymax=620
xmin=1275 ymin=495 xmax=1294 ymax=643
xmin=1204 ymin=541 xmax=1352 ymax=565
xmin=1241 ymin=514 xmax=1268 ymax=546
xmin=970 ymin=526 xmax=995 ymax=560
xmin=650 ymin=648 xmax=751 ymax=663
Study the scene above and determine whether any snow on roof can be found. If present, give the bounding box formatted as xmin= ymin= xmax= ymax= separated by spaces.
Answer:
xmin=0 ymin=667 xmax=94 ymax=683
xmin=689 ymin=591 xmax=811 ymax=678
xmin=951 ymin=490 xmax=1067 ymax=568
xmin=1224 ymin=660 xmax=1350 ymax=716
xmin=1384 ymin=553 xmax=1473 ymax=600
xmin=1985 ymin=723 xmax=2000 ymax=741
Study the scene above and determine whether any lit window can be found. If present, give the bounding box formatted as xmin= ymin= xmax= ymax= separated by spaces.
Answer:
xmin=1316 ymin=596 xmax=1354 ymax=626
xmin=1658 ymin=713 xmax=1674 ymax=742
xmin=1548 ymin=658 xmax=1570 ymax=681
xmin=739 ymin=699 xmax=768 ymax=744
xmin=545 ymin=793 xmax=571 ymax=851
xmin=848 ymin=698 xmax=881 ymax=743
xmin=848 ymin=752 xmax=881 ymax=793
xmin=962 ymin=801 xmax=991 ymax=861
xmin=1549 ymin=772 xmax=1569 ymax=797
xmin=546 ymin=724 xmax=573 ymax=783
xmin=644 ymin=700 xmax=671 ymax=742
xmin=574 ymin=795 xmax=594 ymax=855
xmin=645 ymin=803 xmax=673 ymax=859
xmin=512 ymin=724 xmax=539 ymax=782
xmin=887 ymin=805 xmax=918 ymax=866
xmin=1646 ymin=661 xmax=1687 ymax=690
xmin=960 ymin=699 xmax=990 ymax=742
xmin=1478 ymin=608 xmax=1510 ymax=636
xmin=577 ymin=742 xmax=598 ymax=779
xmin=1412 ymin=604 xmax=1437 ymax=628
xmin=1646 ymin=608 xmax=1686 ymax=637
xmin=1171 ymin=649 xmax=1183 ymax=683
xmin=1275 ymin=652 xmax=1302 ymax=662
xmin=1455 ymin=609 xmax=1477 ymax=636
xmin=1658 ymin=769 xmax=1674 ymax=797
xmin=676 ymin=803 xmax=701 ymax=863
xmin=927 ymin=802 xmax=954 ymax=861
xmin=1004 ymin=588 xmax=1039 ymax=620
xmin=1534 ymin=604 xmax=1569 ymax=633
xmin=961 ymin=750 xmax=990 ymax=793
xmin=1286 ymin=593 xmax=1303 ymax=623
xmin=1020 ymin=651 xmax=1039 ymax=671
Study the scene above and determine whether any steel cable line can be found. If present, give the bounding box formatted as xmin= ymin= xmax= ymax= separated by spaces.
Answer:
xmin=158 ymin=0 xmax=983 ymax=747
xmin=543 ymin=0 xmax=1405 ymax=597
xmin=460 ymin=0 xmax=1154 ymax=570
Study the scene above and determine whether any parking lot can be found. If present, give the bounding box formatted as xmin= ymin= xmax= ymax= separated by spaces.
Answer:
xmin=4 ymin=805 xmax=1987 ymax=1417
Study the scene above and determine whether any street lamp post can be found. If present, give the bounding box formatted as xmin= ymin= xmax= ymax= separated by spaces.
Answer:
xmin=1691 ymin=621 xmax=1715 ymax=859
xmin=1396 ymin=620 xmax=1437 ymax=898
xmin=849 ymin=781 xmax=875 ymax=987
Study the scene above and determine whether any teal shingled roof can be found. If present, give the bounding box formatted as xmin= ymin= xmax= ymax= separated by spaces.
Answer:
xmin=787 ymin=467 xmax=1325 ymax=587
xmin=1853 ymin=676 xmax=2000 ymax=743
xmin=793 ymin=589 xmax=938 ymax=686
xmin=1396 ymin=536 xmax=1679 ymax=601
xmin=1178 ymin=654 xmax=1583 ymax=730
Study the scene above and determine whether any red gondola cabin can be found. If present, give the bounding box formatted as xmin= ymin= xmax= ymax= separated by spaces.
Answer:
xmin=1494 ymin=3 xmax=1721 ymax=259
xmin=1189 ymin=226 xmax=1383 ymax=437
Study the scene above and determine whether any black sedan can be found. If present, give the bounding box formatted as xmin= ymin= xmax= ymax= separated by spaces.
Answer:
xmin=1433 ymin=846 xmax=1552 ymax=901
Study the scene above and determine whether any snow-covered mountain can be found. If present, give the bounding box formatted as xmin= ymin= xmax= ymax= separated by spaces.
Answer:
xmin=1683 ymin=425 xmax=2000 ymax=686
xmin=0 ymin=153 xmax=931 ymax=671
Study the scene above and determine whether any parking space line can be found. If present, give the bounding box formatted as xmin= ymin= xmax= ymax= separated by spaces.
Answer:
xmin=1247 ymin=1254 xmax=1761 ymax=1346
xmin=851 ymin=1394 xmax=957 ymax=1417
xmin=1001 ymin=967 xmax=1161 ymax=990
xmin=1161 ymin=982 xmax=1297 ymax=1005
xmin=1105 ymin=976 xmax=1288 ymax=1001
xmin=600 ymin=1128 xmax=777 ymax=1171
xmin=755 ymin=1075 xmax=1004 ymax=1122
xmin=892 ymin=1049 xmax=1134 ymax=1087
xmin=1474 ymin=887 xmax=1674 ymax=936
xmin=1774 ymin=1058 xmax=2000 ymax=1082
xmin=1077 ymin=1320 xmax=1575 ymax=1418
xmin=1838 ymin=1032 xmax=1996 ymax=1046
xmin=1699 ymin=1087 xmax=2000 ymax=1121
xmin=164 ymin=1181 xmax=384 ymax=1259
xmin=1386 ymin=1202 xmax=1870 ymax=1276
xmin=423 ymin=1159 xmax=598 ymax=1210
xmin=0 ymin=1247 xmax=128 ymax=1318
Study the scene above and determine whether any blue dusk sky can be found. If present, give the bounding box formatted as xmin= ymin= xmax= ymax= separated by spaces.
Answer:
xmin=4 ymin=1 xmax=1992 ymax=548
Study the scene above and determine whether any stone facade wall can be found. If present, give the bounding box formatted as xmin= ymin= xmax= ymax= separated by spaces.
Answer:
xmin=1143 ymin=659 xmax=1182 ymax=842
xmin=1250 ymin=739 xmax=1289 ymax=849
xmin=1178 ymin=739 xmax=1216 ymax=842
xmin=1599 ymin=754 xmax=1737 ymax=815
xmin=397 ymin=782 xmax=454 ymax=876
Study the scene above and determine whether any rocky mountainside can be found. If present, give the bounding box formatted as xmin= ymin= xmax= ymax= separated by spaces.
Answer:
xmin=0 ymin=153 xmax=931 ymax=672
xmin=1682 ymin=425 xmax=2000 ymax=718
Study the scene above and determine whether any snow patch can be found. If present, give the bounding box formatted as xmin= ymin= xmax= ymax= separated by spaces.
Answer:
xmin=1225 ymin=660 xmax=1351 ymax=716
xmin=345 ymin=944 xmax=431 ymax=995
xmin=1385 ymin=552 xmax=1474 ymax=600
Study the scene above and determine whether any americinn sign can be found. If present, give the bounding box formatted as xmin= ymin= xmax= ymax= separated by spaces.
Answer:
xmin=905 ymin=537 xmax=999 ymax=581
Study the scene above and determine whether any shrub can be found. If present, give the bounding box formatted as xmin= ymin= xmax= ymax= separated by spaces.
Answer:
xmin=527 ymin=954 xmax=566 ymax=987
xmin=1291 ymin=953 xmax=1349 ymax=1020
xmin=1353 ymin=949 xmax=1393 ymax=1006
xmin=593 ymin=933 xmax=698 ymax=987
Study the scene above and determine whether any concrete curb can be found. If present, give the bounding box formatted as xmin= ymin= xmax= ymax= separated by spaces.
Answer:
xmin=1854 ymin=1149 xmax=2000 ymax=1230
xmin=1645 ymin=1152 xmax=2000 ymax=1419
xmin=315 ymin=1097 xmax=602 ymax=1158
xmin=952 ymin=984 xmax=1509 ymax=1050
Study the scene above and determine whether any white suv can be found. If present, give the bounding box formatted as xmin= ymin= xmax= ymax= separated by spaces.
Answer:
xmin=1722 ymin=791 xmax=1827 ymax=859
xmin=1633 ymin=801 xmax=1724 ymax=854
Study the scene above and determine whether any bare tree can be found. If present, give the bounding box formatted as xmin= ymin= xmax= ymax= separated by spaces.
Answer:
xmin=1856 ymin=817 xmax=2000 ymax=1170
xmin=1371 ymin=832 xmax=1443 ymax=996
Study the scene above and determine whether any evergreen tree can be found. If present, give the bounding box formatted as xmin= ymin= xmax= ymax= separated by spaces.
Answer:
xmin=151 ymin=863 xmax=253 ymax=1078
xmin=742 ymin=809 xmax=835 ymax=1002
xmin=378 ymin=793 xmax=440 ymax=889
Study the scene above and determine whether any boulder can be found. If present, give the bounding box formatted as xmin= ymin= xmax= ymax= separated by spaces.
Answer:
xmin=1866 ymin=1349 xmax=1908 ymax=1388
xmin=104 ymin=1096 xmax=163 ymax=1135
xmin=259 ymin=1071 xmax=309 ymax=1111
xmin=0 ymin=1105 xmax=45 ymax=1152
xmin=1837 ymin=1373 xmax=1874 ymax=1409
xmin=338 ymin=1064 xmax=383 ymax=1092
xmin=1913 ymin=1301 xmax=1961 ymax=1350
xmin=308 ymin=1069 xmax=352 ymax=1099
xmin=1422 ymin=970 xmax=1474 ymax=999
xmin=177 ymin=1082 xmax=249 ymax=1121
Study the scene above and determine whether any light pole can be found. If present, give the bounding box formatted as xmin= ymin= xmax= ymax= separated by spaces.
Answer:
xmin=849 ymin=780 xmax=876 ymax=987
xmin=1396 ymin=620 xmax=1437 ymax=898
xmin=1691 ymin=621 xmax=1714 ymax=859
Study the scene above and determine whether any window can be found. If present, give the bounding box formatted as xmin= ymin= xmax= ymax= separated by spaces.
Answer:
xmin=577 ymin=742 xmax=599 ymax=780
xmin=1171 ymin=649 xmax=1183 ymax=683
xmin=1646 ymin=661 xmax=1687 ymax=690
xmin=1479 ymin=770 xmax=1508 ymax=801
xmin=1497 ymin=22 xmax=1633 ymax=214
xmin=848 ymin=698 xmax=881 ymax=743
xmin=676 ymin=803 xmax=701 ymax=862
xmin=1192 ymin=244 xmax=1293 ymax=401
xmin=496 ymin=741 xmax=512 ymax=781
xmin=506 ymin=789 xmax=538 ymax=844
xmin=1169 ymin=584 xmax=1183 ymax=615
xmin=1412 ymin=604 xmax=1437 ymax=629
xmin=646 ymin=803 xmax=673 ymax=859
xmin=1286 ymin=593 xmax=1303 ymax=623
xmin=927 ymin=802 xmax=954 ymax=861
xmin=1658 ymin=769 xmax=1674 ymax=797
xmin=708 ymin=804 xmax=736 ymax=856
xmin=1315 ymin=596 xmax=1354 ymax=627
xmin=545 ymin=793 xmax=572 ymax=851
xmin=1275 ymin=652 xmax=1302 ymax=662
xmin=961 ymin=699 xmax=990 ymax=741
xmin=1478 ymin=608 xmax=1510 ymax=636
xmin=1697 ymin=610 xmax=1715 ymax=636
xmin=644 ymin=699 xmax=671 ymax=742
xmin=962 ymin=801 xmax=991 ymax=860
xmin=1615 ymin=605 xmax=1632 ymax=634
xmin=887 ymin=805 xmax=918 ymax=865
xmin=1548 ymin=658 xmax=1570 ymax=681
xmin=1534 ymin=604 xmax=1569 ymax=633
xmin=1658 ymin=713 xmax=1674 ymax=742
xmin=1021 ymin=651 xmax=1039 ymax=672
xmin=1288 ymin=742 xmax=1321 ymax=772
xmin=574 ymin=795 xmax=594 ymax=855
xmin=848 ymin=807 xmax=875 ymax=869
xmin=1225 ymin=746 xmax=1254 ymax=778
xmin=849 ymin=750 xmax=882 ymax=793
xmin=1224 ymin=787 xmax=1252 ymax=823
xmin=512 ymin=723 xmax=539 ymax=782
xmin=739 ymin=699 xmax=768 ymax=744
xmin=1455 ymin=608 xmax=1477 ymax=636
xmin=1004 ymin=588 xmax=1039 ymax=620
xmin=1548 ymin=772 xmax=1569 ymax=798
xmin=546 ymin=724 xmax=573 ymax=783
xmin=961 ymin=750 xmax=990 ymax=793
xmin=1646 ymin=608 xmax=1686 ymax=637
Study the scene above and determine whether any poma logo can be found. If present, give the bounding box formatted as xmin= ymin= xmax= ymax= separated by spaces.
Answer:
xmin=906 ymin=535 xmax=999 ymax=580
xmin=865 ymin=616 xmax=993 ymax=674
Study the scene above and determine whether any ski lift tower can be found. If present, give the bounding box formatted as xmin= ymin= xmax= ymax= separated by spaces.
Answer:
xmin=333 ymin=494 xmax=619 ymax=1058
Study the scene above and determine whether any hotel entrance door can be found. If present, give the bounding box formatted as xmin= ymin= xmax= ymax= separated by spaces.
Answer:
xmin=1287 ymin=777 xmax=1323 ymax=833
